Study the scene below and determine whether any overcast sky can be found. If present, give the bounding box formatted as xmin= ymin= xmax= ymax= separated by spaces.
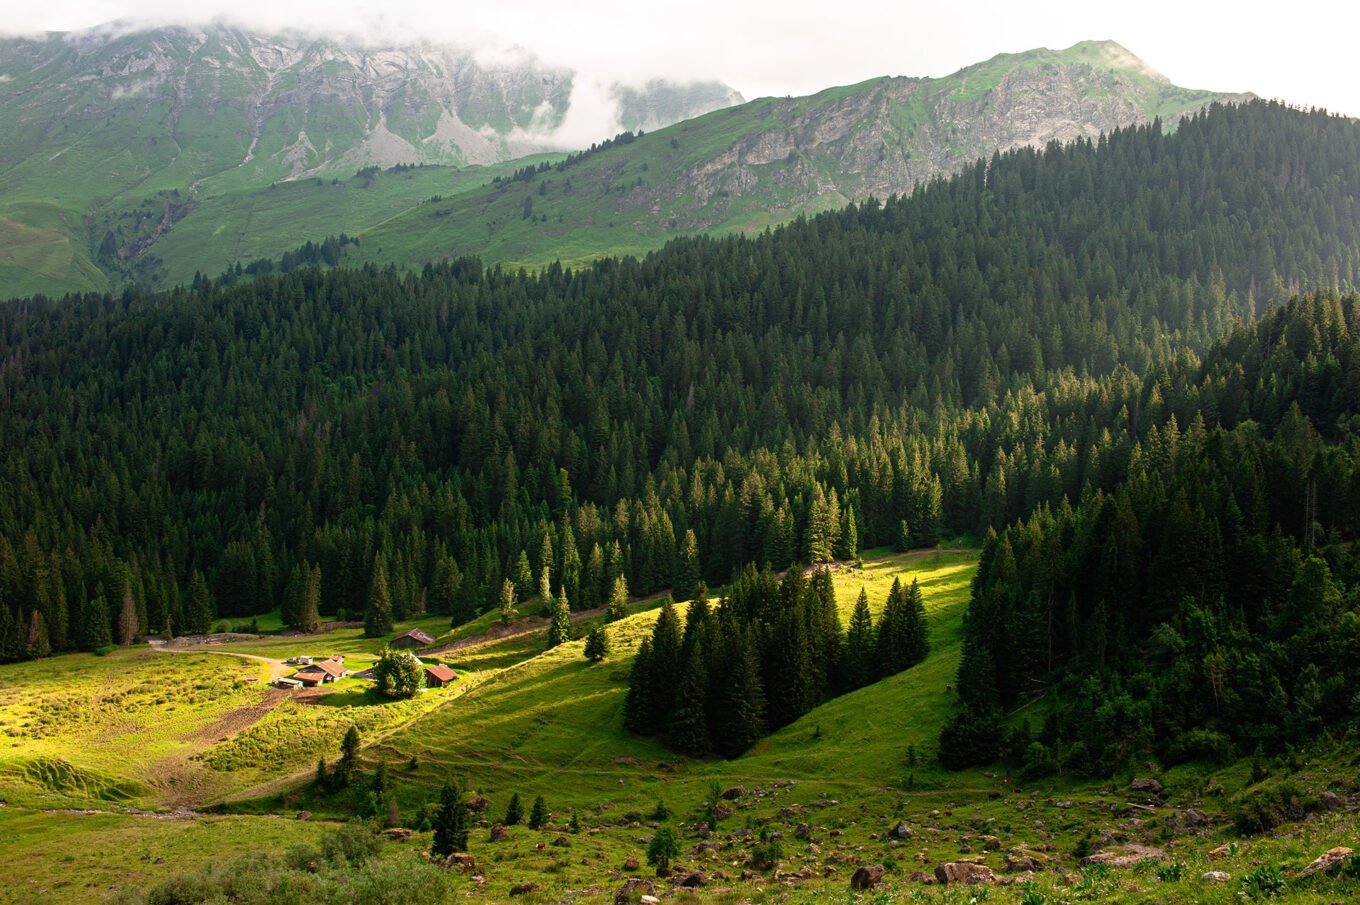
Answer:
xmin=5 ymin=1 xmax=1359 ymax=115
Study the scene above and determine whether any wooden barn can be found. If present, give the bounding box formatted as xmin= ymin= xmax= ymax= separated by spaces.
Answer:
xmin=424 ymin=664 xmax=457 ymax=688
xmin=390 ymin=628 xmax=436 ymax=649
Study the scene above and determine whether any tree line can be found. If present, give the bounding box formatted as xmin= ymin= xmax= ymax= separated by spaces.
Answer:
xmin=2 ymin=101 xmax=1360 ymax=670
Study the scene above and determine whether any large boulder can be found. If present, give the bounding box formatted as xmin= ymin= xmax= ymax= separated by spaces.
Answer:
xmin=489 ymin=823 xmax=509 ymax=842
xmin=1298 ymin=846 xmax=1353 ymax=879
xmin=676 ymin=872 xmax=706 ymax=888
xmin=1202 ymin=870 xmax=1231 ymax=882
xmin=889 ymin=821 xmax=913 ymax=840
xmin=613 ymin=878 xmax=655 ymax=904
xmin=445 ymin=853 xmax=477 ymax=874
xmin=1003 ymin=852 xmax=1045 ymax=873
xmin=720 ymin=786 xmax=747 ymax=800
xmin=934 ymin=862 xmax=995 ymax=885
xmin=850 ymin=865 xmax=885 ymax=890
xmin=509 ymin=882 xmax=538 ymax=896
xmin=1130 ymin=778 xmax=1162 ymax=795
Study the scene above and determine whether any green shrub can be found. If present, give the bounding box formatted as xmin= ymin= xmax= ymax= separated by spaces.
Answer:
xmin=1239 ymin=865 xmax=1286 ymax=899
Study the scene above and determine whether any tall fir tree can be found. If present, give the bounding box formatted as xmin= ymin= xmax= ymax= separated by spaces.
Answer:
xmin=666 ymin=639 xmax=712 ymax=755
xmin=606 ymin=575 xmax=629 ymax=622
xmin=546 ymin=588 xmax=572 ymax=648
xmin=622 ymin=638 xmax=655 ymax=734
xmin=185 ymin=570 xmax=213 ymax=635
xmin=583 ymin=625 xmax=609 ymax=661
xmin=528 ymin=794 xmax=549 ymax=830
xmin=300 ymin=563 xmax=322 ymax=634
xmin=714 ymin=629 xmax=766 ymax=758
xmin=843 ymin=587 xmax=876 ymax=691
xmin=364 ymin=554 xmax=393 ymax=638
xmin=433 ymin=778 xmax=469 ymax=856
xmin=675 ymin=529 xmax=701 ymax=601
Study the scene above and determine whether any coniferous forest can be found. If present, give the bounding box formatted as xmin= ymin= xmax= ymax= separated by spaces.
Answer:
xmin=3 ymin=101 xmax=1360 ymax=769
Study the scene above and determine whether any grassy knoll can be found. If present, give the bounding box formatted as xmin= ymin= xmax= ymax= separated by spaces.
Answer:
xmin=0 ymin=807 xmax=328 ymax=905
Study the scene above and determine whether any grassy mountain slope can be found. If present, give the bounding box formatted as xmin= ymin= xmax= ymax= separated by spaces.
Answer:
xmin=350 ymin=40 xmax=1248 ymax=271
xmin=0 ymin=24 xmax=740 ymax=297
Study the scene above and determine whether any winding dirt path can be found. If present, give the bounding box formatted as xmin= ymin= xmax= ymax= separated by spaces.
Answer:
xmin=147 ymin=638 xmax=288 ymax=682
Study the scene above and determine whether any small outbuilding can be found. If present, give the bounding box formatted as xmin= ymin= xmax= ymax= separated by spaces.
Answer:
xmin=293 ymin=658 xmax=347 ymax=686
xmin=390 ymin=628 xmax=436 ymax=649
xmin=424 ymin=664 xmax=457 ymax=688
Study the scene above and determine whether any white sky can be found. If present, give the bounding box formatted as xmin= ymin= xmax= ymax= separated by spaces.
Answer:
xmin=4 ymin=0 xmax=1360 ymax=115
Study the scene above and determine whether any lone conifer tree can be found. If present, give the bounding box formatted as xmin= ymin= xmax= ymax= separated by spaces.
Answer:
xmin=546 ymin=588 xmax=572 ymax=649
xmin=583 ymin=626 xmax=609 ymax=661
xmin=433 ymin=778 xmax=469 ymax=856
xmin=337 ymin=724 xmax=361 ymax=787
xmin=606 ymin=575 xmax=629 ymax=622
xmin=876 ymin=577 xmax=911 ymax=677
xmin=504 ymin=792 xmax=523 ymax=825
xmin=715 ymin=630 xmax=766 ymax=758
xmin=364 ymin=555 xmax=393 ymax=638
xmin=647 ymin=826 xmax=679 ymax=875
xmin=499 ymin=578 xmax=518 ymax=626
xmin=528 ymin=794 xmax=549 ymax=830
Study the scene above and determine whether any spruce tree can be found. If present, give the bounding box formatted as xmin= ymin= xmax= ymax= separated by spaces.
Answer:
xmin=583 ymin=626 xmax=609 ymax=661
xmin=433 ymin=779 xmax=469 ymax=856
xmin=504 ymin=792 xmax=523 ymax=825
xmin=647 ymin=597 xmax=683 ymax=726
xmin=897 ymin=519 xmax=912 ymax=552
xmin=185 ymin=571 xmax=213 ymax=635
xmin=902 ymin=577 xmax=930 ymax=666
xmin=514 ymin=550 xmax=533 ymax=594
xmin=606 ymin=574 xmax=629 ymax=622
xmin=499 ymin=578 xmax=519 ymax=626
xmin=538 ymin=565 xmax=552 ymax=605
xmin=647 ymin=826 xmax=679 ymax=875
xmin=715 ymin=630 xmax=766 ymax=758
xmin=675 ymin=529 xmax=701 ymax=600
xmin=546 ymin=588 xmax=572 ymax=649
xmin=364 ymin=555 xmax=393 ymax=638
xmin=300 ymin=563 xmax=322 ymax=634
xmin=837 ymin=504 xmax=859 ymax=561
xmin=528 ymin=794 xmax=549 ymax=830
xmin=876 ymin=577 xmax=911 ymax=677
xmin=281 ymin=562 xmax=303 ymax=628
xmin=623 ymin=638 xmax=655 ymax=733
xmin=666 ymin=639 xmax=711 ymax=755
xmin=843 ymin=587 xmax=876 ymax=691
xmin=83 ymin=593 xmax=113 ymax=649
xmin=25 ymin=610 xmax=50 ymax=659
xmin=337 ymin=724 xmax=361 ymax=787
xmin=118 ymin=581 xmax=139 ymax=647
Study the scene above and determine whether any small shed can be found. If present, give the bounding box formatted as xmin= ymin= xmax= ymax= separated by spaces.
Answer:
xmin=293 ymin=659 xmax=347 ymax=686
xmin=274 ymin=677 xmax=303 ymax=689
xmin=390 ymin=628 xmax=436 ymax=649
xmin=424 ymin=664 xmax=457 ymax=688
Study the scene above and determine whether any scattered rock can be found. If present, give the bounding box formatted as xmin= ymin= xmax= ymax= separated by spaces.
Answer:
xmin=446 ymin=853 xmax=477 ymax=874
xmin=794 ymin=823 xmax=811 ymax=839
xmin=720 ymin=786 xmax=746 ymax=800
xmin=622 ymin=857 xmax=640 ymax=872
xmin=1003 ymin=852 xmax=1044 ymax=873
xmin=382 ymin=828 xmax=414 ymax=841
xmin=468 ymin=795 xmax=489 ymax=812
xmin=639 ymin=897 xmax=660 ymax=905
xmin=1202 ymin=870 xmax=1231 ymax=882
xmin=1081 ymin=845 xmax=1167 ymax=868
xmin=1298 ymin=846 xmax=1353 ymax=879
xmin=1207 ymin=843 xmax=1235 ymax=861
xmin=850 ymin=865 xmax=885 ymax=890
xmin=906 ymin=870 xmax=932 ymax=883
xmin=677 ymin=872 xmax=706 ymax=888
xmin=1181 ymin=808 xmax=1208 ymax=829
xmin=889 ymin=821 xmax=913 ymax=840
xmin=1130 ymin=778 xmax=1162 ymax=795
xmin=997 ymin=871 xmax=1035 ymax=886
xmin=981 ymin=835 xmax=1001 ymax=852
xmin=713 ymin=803 xmax=734 ymax=822
xmin=778 ymin=806 xmax=800 ymax=819
xmin=552 ymin=835 xmax=571 ymax=847
xmin=934 ymin=862 xmax=995 ymax=885
xmin=489 ymin=824 xmax=509 ymax=843
xmin=613 ymin=878 xmax=654 ymax=904
xmin=1318 ymin=791 xmax=1341 ymax=811
xmin=296 ymin=811 xmax=311 ymax=821
xmin=509 ymin=882 xmax=538 ymax=896
xmin=153 ymin=857 xmax=164 ymax=865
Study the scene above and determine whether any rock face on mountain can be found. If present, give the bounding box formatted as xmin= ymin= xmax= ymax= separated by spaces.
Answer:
xmin=0 ymin=24 xmax=741 ymax=186
xmin=643 ymin=41 xmax=1252 ymax=233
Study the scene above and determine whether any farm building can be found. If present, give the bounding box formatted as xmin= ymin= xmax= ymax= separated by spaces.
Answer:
xmin=424 ymin=664 xmax=457 ymax=688
xmin=390 ymin=628 xmax=436 ymax=649
xmin=285 ymin=655 xmax=313 ymax=666
xmin=293 ymin=658 xmax=347 ymax=686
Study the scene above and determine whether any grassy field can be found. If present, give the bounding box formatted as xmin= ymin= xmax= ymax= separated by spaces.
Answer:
xmin=4 ymin=549 xmax=1358 ymax=904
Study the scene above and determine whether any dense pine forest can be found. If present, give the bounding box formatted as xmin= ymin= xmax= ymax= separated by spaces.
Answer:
xmin=2 ymin=100 xmax=1360 ymax=768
